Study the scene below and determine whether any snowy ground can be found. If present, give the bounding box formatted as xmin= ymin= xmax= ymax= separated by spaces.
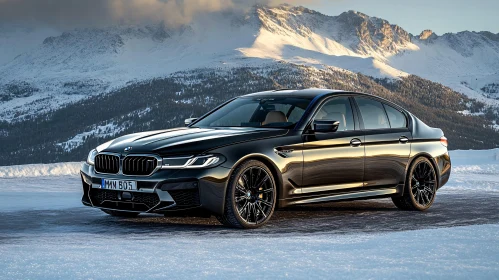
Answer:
xmin=0 ymin=150 xmax=498 ymax=279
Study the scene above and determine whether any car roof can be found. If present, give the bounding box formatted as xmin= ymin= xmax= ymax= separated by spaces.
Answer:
xmin=241 ymin=88 xmax=410 ymax=114
xmin=242 ymin=88 xmax=360 ymax=99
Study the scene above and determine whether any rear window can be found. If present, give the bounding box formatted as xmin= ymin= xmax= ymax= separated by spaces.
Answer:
xmin=384 ymin=104 xmax=407 ymax=128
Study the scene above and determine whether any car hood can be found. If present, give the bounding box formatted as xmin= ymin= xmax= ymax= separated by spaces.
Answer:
xmin=97 ymin=127 xmax=288 ymax=156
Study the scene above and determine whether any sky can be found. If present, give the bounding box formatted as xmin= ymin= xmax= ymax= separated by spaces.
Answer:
xmin=0 ymin=0 xmax=497 ymax=34
xmin=306 ymin=0 xmax=499 ymax=35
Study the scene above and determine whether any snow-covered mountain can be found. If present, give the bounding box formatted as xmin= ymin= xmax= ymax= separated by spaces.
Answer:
xmin=0 ymin=4 xmax=498 ymax=122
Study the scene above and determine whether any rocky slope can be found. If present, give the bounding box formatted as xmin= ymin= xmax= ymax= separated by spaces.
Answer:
xmin=1 ymin=5 xmax=498 ymax=123
xmin=0 ymin=64 xmax=497 ymax=165
xmin=0 ymin=4 xmax=498 ymax=164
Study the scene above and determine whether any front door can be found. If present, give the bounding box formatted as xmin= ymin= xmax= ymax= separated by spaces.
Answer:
xmin=301 ymin=96 xmax=365 ymax=194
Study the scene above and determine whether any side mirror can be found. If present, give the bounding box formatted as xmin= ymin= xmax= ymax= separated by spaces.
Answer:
xmin=313 ymin=120 xmax=340 ymax=133
xmin=184 ymin=118 xmax=198 ymax=126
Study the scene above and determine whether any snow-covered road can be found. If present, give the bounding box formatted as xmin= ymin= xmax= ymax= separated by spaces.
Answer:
xmin=0 ymin=150 xmax=498 ymax=279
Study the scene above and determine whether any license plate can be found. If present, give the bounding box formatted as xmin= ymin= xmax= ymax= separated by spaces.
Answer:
xmin=100 ymin=179 xmax=137 ymax=191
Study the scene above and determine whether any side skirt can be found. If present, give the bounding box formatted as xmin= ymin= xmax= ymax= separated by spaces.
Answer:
xmin=282 ymin=186 xmax=402 ymax=206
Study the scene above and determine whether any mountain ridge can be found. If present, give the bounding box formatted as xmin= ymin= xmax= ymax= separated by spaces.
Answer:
xmin=0 ymin=4 xmax=498 ymax=165
xmin=1 ymin=6 xmax=497 ymax=108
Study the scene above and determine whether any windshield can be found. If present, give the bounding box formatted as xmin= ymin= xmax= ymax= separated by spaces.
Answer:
xmin=193 ymin=97 xmax=313 ymax=129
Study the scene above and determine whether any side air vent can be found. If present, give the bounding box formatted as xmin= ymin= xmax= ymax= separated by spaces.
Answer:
xmin=169 ymin=189 xmax=201 ymax=207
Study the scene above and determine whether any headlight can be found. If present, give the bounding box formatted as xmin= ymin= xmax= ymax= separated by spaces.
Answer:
xmin=87 ymin=149 xmax=98 ymax=165
xmin=162 ymin=155 xmax=224 ymax=169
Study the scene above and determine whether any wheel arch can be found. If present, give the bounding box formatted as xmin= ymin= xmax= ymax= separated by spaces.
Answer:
xmin=225 ymin=154 xmax=283 ymax=208
xmin=404 ymin=152 xmax=441 ymax=195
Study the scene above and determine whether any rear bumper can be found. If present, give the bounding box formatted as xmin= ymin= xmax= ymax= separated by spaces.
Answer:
xmin=436 ymin=152 xmax=451 ymax=189
xmin=80 ymin=162 xmax=231 ymax=215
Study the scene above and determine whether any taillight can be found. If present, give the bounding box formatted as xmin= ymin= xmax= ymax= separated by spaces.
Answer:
xmin=440 ymin=136 xmax=448 ymax=147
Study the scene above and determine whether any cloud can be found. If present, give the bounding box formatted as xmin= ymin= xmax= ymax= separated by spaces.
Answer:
xmin=0 ymin=0 xmax=319 ymax=29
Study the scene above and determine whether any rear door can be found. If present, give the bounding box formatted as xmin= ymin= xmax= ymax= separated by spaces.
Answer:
xmin=353 ymin=97 xmax=411 ymax=188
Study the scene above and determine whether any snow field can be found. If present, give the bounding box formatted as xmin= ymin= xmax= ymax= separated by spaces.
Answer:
xmin=0 ymin=224 xmax=498 ymax=280
xmin=0 ymin=162 xmax=82 ymax=178
xmin=0 ymin=149 xmax=498 ymax=279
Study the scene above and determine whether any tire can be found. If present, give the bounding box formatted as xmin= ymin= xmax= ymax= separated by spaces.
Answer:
xmin=215 ymin=215 xmax=230 ymax=226
xmin=217 ymin=160 xmax=277 ymax=229
xmin=392 ymin=157 xmax=438 ymax=211
xmin=101 ymin=209 xmax=140 ymax=217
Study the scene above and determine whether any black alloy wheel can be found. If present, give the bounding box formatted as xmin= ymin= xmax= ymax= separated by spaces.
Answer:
xmin=392 ymin=157 xmax=437 ymax=211
xmin=217 ymin=160 xmax=277 ymax=228
xmin=411 ymin=160 xmax=437 ymax=207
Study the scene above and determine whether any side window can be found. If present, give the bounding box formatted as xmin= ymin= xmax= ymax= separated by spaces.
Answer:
xmin=356 ymin=97 xmax=389 ymax=129
xmin=384 ymin=104 xmax=407 ymax=128
xmin=314 ymin=97 xmax=355 ymax=131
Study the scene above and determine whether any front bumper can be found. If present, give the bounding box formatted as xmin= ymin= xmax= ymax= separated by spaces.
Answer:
xmin=80 ymin=163 xmax=231 ymax=215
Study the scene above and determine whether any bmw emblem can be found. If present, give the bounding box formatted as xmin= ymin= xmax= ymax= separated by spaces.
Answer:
xmin=124 ymin=146 xmax=132 ymax=152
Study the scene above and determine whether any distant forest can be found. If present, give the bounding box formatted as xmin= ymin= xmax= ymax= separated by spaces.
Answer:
xmin=0 ymin=64 xmax=497 ymax=165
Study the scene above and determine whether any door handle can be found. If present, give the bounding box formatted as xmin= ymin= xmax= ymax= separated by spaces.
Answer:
xmin=399 ymin=137 xmax=409 ymax=144
xmin=350 ymin=139 xmax=362 ymax=147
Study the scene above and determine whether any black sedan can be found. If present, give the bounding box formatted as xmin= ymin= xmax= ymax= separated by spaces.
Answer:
xmin=80 ymin=89 xmax=451 ymax=228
